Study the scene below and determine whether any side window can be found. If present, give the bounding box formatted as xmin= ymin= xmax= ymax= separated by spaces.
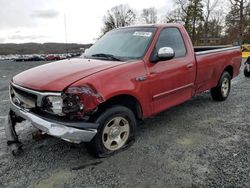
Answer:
xmin=155 ymin=28 xmax=187 ymax=58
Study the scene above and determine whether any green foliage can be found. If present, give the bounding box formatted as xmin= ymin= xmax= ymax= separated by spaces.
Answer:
xmin=165 ymin=0 xmax=224 ymax=45
xmin=207 ymin=18 xmax=223 ymax=37
xmin=185 ymin=0 xmax=204 ymax=42
xmin=101 ymin=0 xmax=250 ymax=45
xmin=165 ymin=0 xmax=204 ymax=43
xmin=225 ymin=0 xmax=250 ymax=44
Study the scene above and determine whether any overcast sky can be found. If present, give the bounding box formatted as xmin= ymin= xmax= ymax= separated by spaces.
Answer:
xmin=0 ymin=0 xmax=173 ymax=44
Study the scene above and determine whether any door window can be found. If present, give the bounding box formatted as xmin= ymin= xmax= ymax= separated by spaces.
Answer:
xmin=155 ymin=28 xmax=187 ymax=58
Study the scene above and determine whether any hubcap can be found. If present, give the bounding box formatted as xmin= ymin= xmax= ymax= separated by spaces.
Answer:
xmin=102 ymin=117 xmax=130 ymax=151
xmin=221 ymin=77 xmax=229 ymax=97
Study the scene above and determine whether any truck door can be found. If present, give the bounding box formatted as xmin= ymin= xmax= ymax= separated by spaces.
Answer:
xmin=147 ymin=27 xmax=196 ymax=114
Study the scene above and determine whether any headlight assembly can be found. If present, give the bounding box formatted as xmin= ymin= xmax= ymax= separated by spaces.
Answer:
xmin=43 ymin=96 xmax=63 ymax=115
xmin=43 ymin=94 xmax=84 ymax=116
xmin=62 ymin=94 xmax=84 ymax=114
xmin=42 ymin=85 xmax=103 ymax=118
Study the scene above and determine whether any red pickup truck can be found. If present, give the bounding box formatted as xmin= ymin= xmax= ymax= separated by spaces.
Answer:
xmin=6 ymin=24 xmax=241 ymax=157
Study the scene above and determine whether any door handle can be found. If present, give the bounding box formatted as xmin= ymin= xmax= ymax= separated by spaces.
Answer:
xmin=186 ymin=64 xmax=193 ymax=69
xmin=148 ymin=72 xmax=157 ymax=78
xmin=135 ymin=76 xmax=147 ymax=81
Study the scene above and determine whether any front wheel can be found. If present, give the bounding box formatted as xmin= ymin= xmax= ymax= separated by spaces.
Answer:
xmin=85 ymin=106 xmax=136 ymax=157
xmin=211 ymin=72 xmax=231 ymax=101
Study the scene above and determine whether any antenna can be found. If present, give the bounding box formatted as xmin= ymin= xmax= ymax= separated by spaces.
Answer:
xmin=64 ymin=13 xmax=68 ymax=55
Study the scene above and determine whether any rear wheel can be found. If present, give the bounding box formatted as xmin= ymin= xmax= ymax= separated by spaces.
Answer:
xmin=211 ymin=72 xmax=231 ymax=101
xmin=85 ymin=106 xmax=136 ymax=157
xmin=244 ymin=66 xmax=250 ymax=77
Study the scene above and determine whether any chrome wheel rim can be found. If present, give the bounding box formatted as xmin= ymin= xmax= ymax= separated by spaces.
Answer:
xmin=102 ymin=117 xmax=130 ymax=151
xmin=221 ymin=77 xmax=229 ymax=97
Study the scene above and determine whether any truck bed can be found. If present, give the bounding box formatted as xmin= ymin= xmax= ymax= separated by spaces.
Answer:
xmin=194 ymin=45 xmax=238 ymax=53
xmin=194 ymin=46 xmax=242 ymax=94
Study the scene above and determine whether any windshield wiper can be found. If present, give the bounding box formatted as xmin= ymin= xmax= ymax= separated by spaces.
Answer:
xmin=91 ymin=53 xmax=122 ymax=61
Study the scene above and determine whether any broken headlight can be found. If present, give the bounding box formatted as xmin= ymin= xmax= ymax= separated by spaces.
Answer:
xmin=43 ymin=95 xmax=84 ymax=116
xmin=43 ymin=96 xmax=64 ymax=115
xmin=65 ymin=85 xmax=104 ymax=113
xmin=62 ymin=94 xmax=84 ymax=114
xmin=42 ymin=85 xmax=103 ymax=117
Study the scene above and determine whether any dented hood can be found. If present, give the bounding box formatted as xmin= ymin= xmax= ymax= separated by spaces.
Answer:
xmin=13 ymin=58 xmax=126 ymax=91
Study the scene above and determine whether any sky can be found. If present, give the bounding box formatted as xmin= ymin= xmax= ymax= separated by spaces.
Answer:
xmin=0 ymin=0 xmax=174 ymax=44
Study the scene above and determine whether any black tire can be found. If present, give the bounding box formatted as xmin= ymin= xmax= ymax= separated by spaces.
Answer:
xmin=244 ymin=66 xmax=250 ymax=77
xmin=85 ymin=106 xmax=136 ymax=158
xmin=211 ymin=71 xmax=231 ymax=101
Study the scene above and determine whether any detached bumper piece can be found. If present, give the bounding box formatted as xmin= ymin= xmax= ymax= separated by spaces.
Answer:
xmin=5 ymin=111 xmax=23 ymax=156
xmin=5 ymin=102 xmax=99 ymax=156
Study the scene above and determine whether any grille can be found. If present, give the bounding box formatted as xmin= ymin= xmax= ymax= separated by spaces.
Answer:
xmin=10 ymin=85 xmax=37 ymax=109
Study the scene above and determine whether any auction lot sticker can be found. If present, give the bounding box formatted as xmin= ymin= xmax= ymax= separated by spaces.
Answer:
xmin=133 ymin=31 xmax=152 ymax=37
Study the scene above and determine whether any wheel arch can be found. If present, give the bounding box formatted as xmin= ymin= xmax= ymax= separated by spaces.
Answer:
xmin=223 ymin=65 xmax=233 ymax=79
xmin=95 ymin=94 xmax=144 ymax=120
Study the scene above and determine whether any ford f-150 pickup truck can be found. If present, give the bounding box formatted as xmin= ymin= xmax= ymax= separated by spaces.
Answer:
xmin=5 ymin=23 xmax=241 ymax=157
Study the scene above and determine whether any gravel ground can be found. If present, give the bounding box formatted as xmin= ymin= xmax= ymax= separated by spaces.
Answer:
xmin=0 ymin=60 xmax=249 ymax=188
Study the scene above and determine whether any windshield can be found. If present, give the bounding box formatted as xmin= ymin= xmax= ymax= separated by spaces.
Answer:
xmin=84 ymin=27 xmax=156 ymax=60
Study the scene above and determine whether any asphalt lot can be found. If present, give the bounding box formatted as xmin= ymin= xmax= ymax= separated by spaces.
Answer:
xmin=0 ymin=60 xmax=249 ymax=188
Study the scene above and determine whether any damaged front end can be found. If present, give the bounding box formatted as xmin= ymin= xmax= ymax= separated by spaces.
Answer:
xmin=5 ymin=83 xmax=104 ymax=155
xmin=63 ymin=85 xmax=105 ymax=119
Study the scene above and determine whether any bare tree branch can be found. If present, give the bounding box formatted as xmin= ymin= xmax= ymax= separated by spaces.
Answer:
xmin=102 ymin=4 xmax=136 ymax=34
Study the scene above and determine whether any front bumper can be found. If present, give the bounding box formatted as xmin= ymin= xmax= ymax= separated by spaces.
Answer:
xmin=5 ymin=101 xmax=99 ymax=155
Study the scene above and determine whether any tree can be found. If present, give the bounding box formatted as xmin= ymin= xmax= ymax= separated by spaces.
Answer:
xmin=166 ymin=0 xmax=203 ymax=43
xmin=225 ymin=0 xmax=250 ymax=44
xmin=102 ymin=4 xmax=136 ymax=34
xmin=175 ymin=0 xmax=190 ymax=29
xmin=187 ymin=0 xmax=204 ymax=43
xmin=203 ymin=0 xmax=219 ymax=27
xmin=165 ymin=7 xmax=184 ymax=23
xmin=141 ymin=7 xmax=158 ymax=24
xmin=209 ymin=8 xmax=224 ymax=36
xmin=203 ymin=0 xmax=219 ymax=45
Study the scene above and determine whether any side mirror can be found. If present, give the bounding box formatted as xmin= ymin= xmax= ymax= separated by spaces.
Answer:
xmin=158 ymin=47 xmax=175 ymax=61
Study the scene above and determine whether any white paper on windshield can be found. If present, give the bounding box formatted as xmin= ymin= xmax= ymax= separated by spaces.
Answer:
xmin=133 ymin=31 xmax=152 ymax=37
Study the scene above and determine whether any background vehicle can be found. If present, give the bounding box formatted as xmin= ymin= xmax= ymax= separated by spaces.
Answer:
xmin=244 ymin=57 xmax=250 ymax=77
xmin=5 ymin=24 xmax=242 ymax=157
xmin=45 ymin=55 xmax=61 ymax=61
